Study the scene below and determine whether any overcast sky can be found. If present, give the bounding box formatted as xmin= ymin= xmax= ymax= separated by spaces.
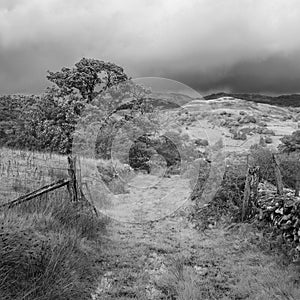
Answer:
xmin=1 ymin=0 xmax=300 ymax=95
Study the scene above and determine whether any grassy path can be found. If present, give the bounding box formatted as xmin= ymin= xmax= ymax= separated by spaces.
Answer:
xmin=90 ymin=172 xmax=300 ymax=300
xmin=93 ymin=204 xmax=300 ymax=300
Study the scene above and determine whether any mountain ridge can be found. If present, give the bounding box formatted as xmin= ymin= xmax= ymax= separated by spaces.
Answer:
xmin=204 ymin=92 xmax=300 ymax=107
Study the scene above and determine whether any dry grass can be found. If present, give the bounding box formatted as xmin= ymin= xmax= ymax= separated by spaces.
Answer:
xmin=0 ymin=195 xmax=109 ymax=300
xmin=0 ymin=147 xmax=110 ymax=299
xmin=155 ymin=255 xmax=203 ymax=300
xmin=0 ymin=147 xmax=69 ymax=203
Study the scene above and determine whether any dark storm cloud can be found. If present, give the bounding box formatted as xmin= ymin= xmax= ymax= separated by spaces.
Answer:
xmin=169 ymin=52 xmax=300 ymax=95
xmin=1 ymin=0 xmax=300 ymax=94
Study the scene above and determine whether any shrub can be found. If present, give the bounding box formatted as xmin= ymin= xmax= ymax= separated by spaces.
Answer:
xmin=189 ymin=163 xmax=247 ymax=227
xmin=51 ymin=201 xmax=107 ymax=240
xmin=212 ymin=164 xmax=247 ymax=220
xmin=232 ymin=129 xmax=247 ymax=140
xmin=250 ymin=145 xmax=275 ymax=184
xmin=277 ymin=152 xmax=300 ymax=191
xmin=96 ymin=159 xmax=133 ymax=193
xmin=194 ymin=138 xmax=209 ymax=147
xmin=250 ymin=144 xmax=300 ymax=192
xmin=278 ymin=130 xmax=300 ymax=153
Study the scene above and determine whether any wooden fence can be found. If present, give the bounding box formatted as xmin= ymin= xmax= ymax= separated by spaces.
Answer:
xmin=0 ymin=156 xmax=97 ymax=215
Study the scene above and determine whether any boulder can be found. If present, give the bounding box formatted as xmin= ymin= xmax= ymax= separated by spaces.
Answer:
xmin=257 ymin=127 xmax=275 ymax=135
xmin=264 ymin=136 xmax=273 ymax=144
xmin=257 ymin=122 xmax=267 ymax=127
xmin=232 ymin=130 xmax=247 ymax=140
xmin=194 ymin=138 xmax=209 ymax=147
xmin=238 ymin=115 xmax=257 ymax=124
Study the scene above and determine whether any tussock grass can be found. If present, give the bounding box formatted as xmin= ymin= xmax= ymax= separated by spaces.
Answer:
xmin=0 ymin=193 xmax=108 ymax=300
xmin=155 ymin=255 xmax=203 ymax=300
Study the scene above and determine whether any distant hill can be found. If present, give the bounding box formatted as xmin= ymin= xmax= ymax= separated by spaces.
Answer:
xmin=204 ymin=92 xmax=300 ymax=107
xmin=144 ymin=92 xmax=193 ymax=109
xmin=151 ymin=92 xmax=193 ymax=107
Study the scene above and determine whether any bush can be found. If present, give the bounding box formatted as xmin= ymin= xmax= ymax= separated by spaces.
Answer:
xmin=250 ymin=145 xmax=275 ymax=184
xmin=277 ymin=152 xmax=300 ymax=191
xmin=232 ymin=129 xmax=247 ymax=140
xmin=189 ymin=163 xmax=247 ymax=228
xmin=278 ymin=130 xmax=300 ymax=153
xmin=128 ymin=131 xmax=193 ymax=174
xmin=96 ymin=159 xmax=133 ymax=194
xmin=212 ymin=164 xmax=247 ymax=220
xmin=250 ymin=144 xmax=300 ymax=191
xmin=194 ymin=138 xmax=209 ymax=147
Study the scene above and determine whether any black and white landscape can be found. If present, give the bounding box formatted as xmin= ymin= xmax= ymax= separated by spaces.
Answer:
xmin=1 ymin=1 xmax=300 ymax=299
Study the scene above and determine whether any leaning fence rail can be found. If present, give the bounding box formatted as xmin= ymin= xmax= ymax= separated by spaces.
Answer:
xmin=0 ymin=179 xmax=70 ymax=209
xmin=0 ymin=155 xmax=97 ymax=214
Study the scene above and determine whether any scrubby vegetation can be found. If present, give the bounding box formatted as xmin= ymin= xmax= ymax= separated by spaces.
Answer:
xmin=190 ymin=130 xmax=300 ymax=268
xmin=205 ymin=92 xmax=300 ymax=107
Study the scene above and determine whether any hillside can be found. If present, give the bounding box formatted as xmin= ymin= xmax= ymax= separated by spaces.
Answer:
xmin=204 ymin=92 xmax=300 ymax=107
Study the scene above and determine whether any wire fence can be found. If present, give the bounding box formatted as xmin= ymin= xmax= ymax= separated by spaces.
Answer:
xmin=1 ymin=145 xmax=299 ymax=213
xmin=0 ymin=148 xmax=70 ymax=205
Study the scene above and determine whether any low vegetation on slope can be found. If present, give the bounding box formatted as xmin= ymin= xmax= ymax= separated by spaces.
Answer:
xmin=204 ymin=92 xmax=300 ymax=107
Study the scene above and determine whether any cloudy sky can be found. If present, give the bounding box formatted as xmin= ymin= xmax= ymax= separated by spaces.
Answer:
xmin=1 ymin=0 xmax=300 ymax=95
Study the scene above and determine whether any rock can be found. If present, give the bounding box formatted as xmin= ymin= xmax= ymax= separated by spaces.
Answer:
xmin=264 ymin=136 xmax=273 ymax=144
xmin=239 ymin=115 xmax=257 ymax=124
xmin=257 ymin=187 xmax=300 ymax=255
xmin=257 ymin=122 xmax=267 ymax=127
xmin=229 ymin=121 xmax=240 ymax=127
xmin=256 ymin=127 xmax=275 ymax=135
xmin=232 ymin=130 xmax=247 ymax=140
xmin=194 ymin=138 xmax=209 ymax=146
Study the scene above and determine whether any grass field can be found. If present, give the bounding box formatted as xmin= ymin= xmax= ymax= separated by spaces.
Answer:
xmin=0 ymin=148 xmax=69 ymax=204
xmin=0 ymin=147 xmax=112 ymax=300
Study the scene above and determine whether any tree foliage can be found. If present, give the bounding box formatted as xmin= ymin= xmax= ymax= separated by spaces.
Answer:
xmin=0 ymin=58 xmax=132 ymax=154
xmin=47 ymin=58 xmax=128 ymax=103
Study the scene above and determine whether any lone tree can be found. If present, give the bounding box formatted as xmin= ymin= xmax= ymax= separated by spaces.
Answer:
xmin=47 ymin=58 xmax=128 ymax=103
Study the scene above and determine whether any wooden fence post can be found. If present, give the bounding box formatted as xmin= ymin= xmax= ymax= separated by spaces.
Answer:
xmin=67 ymin=155 xmax=100 ymax=216
xmin=242 ymin=166 xmax=260 ymax=221
xmin=273 ymin=154 xmax=284 ymax=195
xmin=67 ymin=156 xmax=79 ymax=202
xmin=295 ymin=169 xmax=300 ymax=197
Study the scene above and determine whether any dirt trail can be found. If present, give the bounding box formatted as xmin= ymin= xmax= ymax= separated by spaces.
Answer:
xmin=101 ymin=174 xmax=191 ymax=223
xmin=89 ymin=98 xmax=300 ymax=299
xmin=92 ymin=174 xmax=300 ymax=300
xmin=94 ymin=214 xmax=300 ymax=300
